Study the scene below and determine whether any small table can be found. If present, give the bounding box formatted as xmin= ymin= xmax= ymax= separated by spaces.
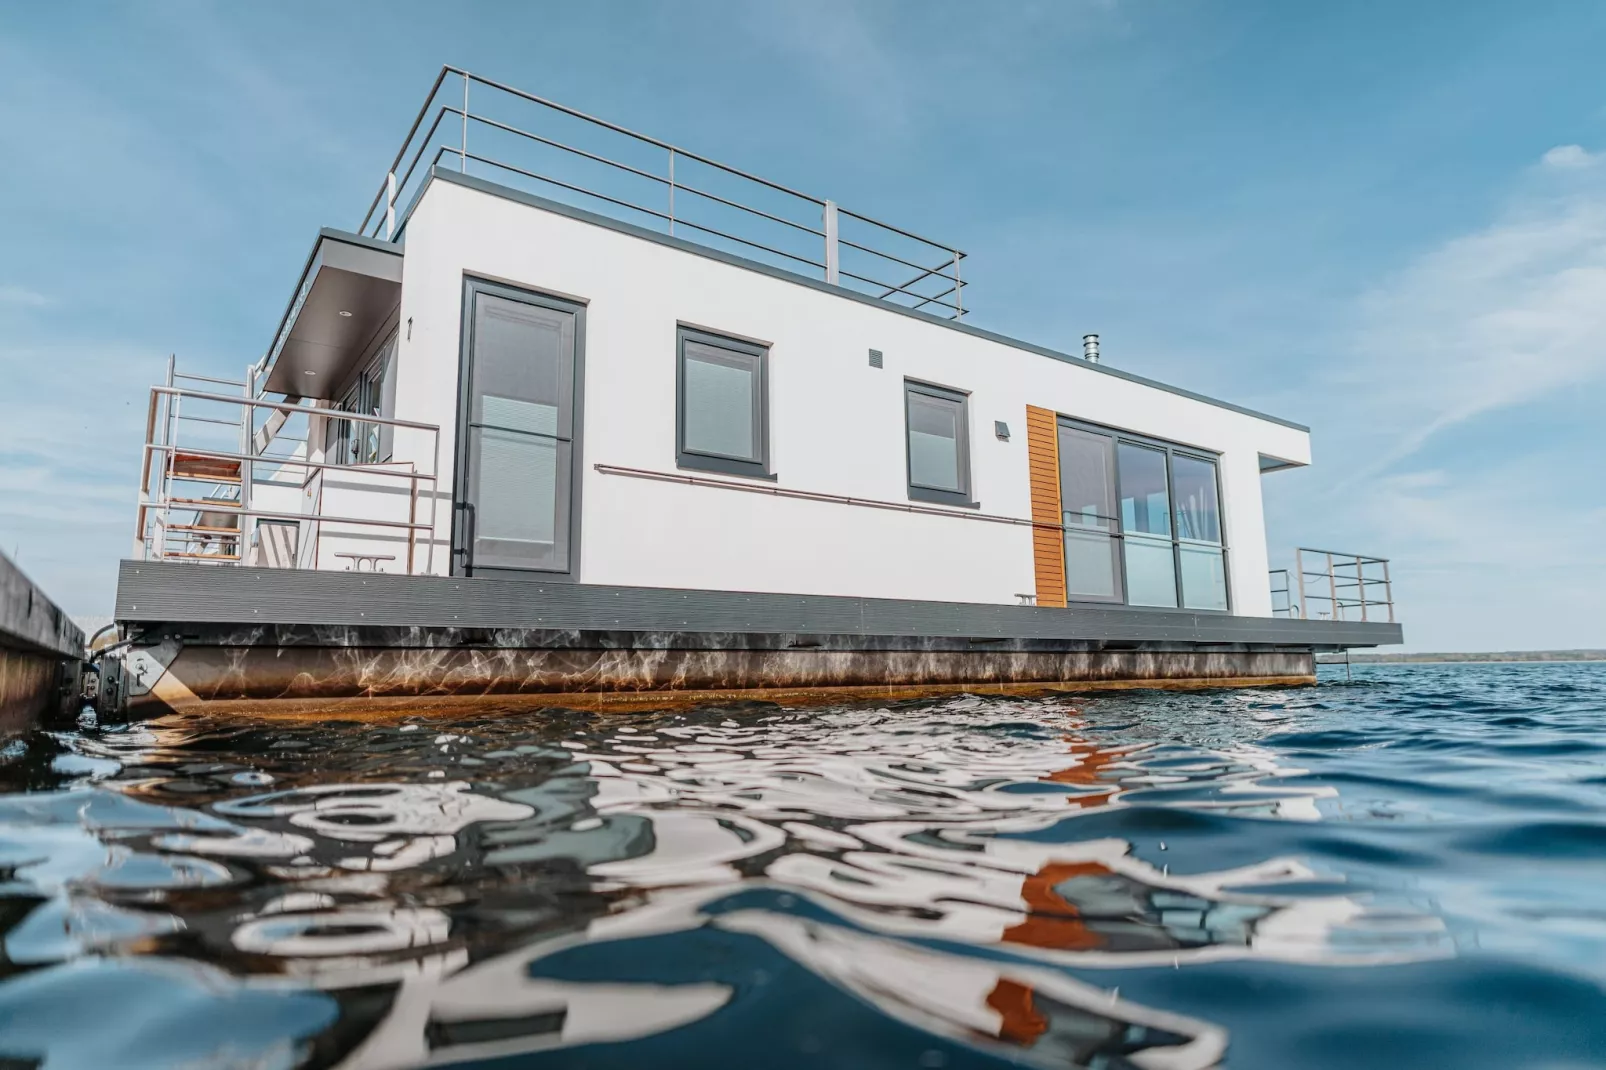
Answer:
xmin=335 ymin=552 xmax=396 ymax=573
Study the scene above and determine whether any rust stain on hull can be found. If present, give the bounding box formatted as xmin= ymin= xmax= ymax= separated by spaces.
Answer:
xmin=123 ymin=643 xmax=1316 ymax=718
xmin=138 ymin=676 xmax=1317 ymax=721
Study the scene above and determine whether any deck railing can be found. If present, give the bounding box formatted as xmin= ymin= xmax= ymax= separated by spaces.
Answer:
xmin=357 ymin=67 xmax=968 ymax=319
xmin=1271 ymin=549 xmax=1395 ymax=622
xmin=133 ymin=364 xmax=442 ymax=575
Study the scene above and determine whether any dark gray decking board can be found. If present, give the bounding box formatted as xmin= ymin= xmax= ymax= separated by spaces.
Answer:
xmin=115 ymin=560 xmax=1402 ymax=649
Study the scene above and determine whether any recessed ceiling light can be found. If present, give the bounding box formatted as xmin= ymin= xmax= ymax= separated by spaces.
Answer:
xmin=304 ymin=370 xmax=317 ymax=376
xmin=338 ymin=310 xmax=353 ymax=317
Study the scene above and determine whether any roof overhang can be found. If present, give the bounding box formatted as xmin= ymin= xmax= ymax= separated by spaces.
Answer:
xmin=1259 ymin=453 xmax=1307 ymax=474
xmin=259 ymin=228 xmax=403 ymax=400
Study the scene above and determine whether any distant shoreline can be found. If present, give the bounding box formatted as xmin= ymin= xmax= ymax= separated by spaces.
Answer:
xmin=1317 ymin=650 xmax=1605 ymax=665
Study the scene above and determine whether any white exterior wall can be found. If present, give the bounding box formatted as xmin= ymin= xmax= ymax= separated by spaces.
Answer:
xmin=388 ymin=178 xmax=1310 ymax=616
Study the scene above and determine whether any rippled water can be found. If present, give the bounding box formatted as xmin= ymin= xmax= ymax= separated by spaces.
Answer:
xmin=1 ymin=663 xmax=1603 ymax=1068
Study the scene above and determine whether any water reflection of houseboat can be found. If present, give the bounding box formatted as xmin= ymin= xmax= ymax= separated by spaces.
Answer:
xmin=102 ymin=67 xmax=1401 ymax=718
xmin=0 ymin=707 xmax=1454 ymax=1067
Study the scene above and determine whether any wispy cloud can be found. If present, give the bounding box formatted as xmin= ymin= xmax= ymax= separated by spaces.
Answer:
xmin=0 ymin=285 xmax=51 ymax=308
xmin=1265 ymin=144 xmax=1606 ymax=648
xmin=1331 ymin=146 xmax=1606 ymax=478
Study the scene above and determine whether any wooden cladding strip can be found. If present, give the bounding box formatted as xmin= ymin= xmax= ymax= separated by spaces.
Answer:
xmin=1025 ymin=406 xmax=1066 ymax=608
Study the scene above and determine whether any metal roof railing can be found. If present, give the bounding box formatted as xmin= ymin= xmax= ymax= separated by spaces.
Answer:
xmin=1278 ymin=549 xmax=1395 ymax=623
xmin=358 ymin=66 xmax=969 ymax=319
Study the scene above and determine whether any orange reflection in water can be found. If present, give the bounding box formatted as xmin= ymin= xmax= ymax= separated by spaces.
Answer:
xmin=984 ymin=977 xmax=1050 ymax=1046
xmin=1001 ymin=860 xmax=1114 ymax=952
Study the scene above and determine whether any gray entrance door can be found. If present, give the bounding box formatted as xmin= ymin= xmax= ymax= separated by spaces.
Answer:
xmin=453 ymin=279 xmax=583 ymax=578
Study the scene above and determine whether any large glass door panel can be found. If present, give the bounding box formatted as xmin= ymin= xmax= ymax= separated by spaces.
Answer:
xmin=456 ymin=287 xmax=579 ymax=576
xmin=1173 ymin=453 xmax=1228 ymax=610
xmin=1057 ymin=425 xmax=1122 ymax=602
xmin=1117 ymin=443 xmax=1178 ymax=607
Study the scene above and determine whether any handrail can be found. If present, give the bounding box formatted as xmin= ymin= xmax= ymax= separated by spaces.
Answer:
xmin=135 ymin=381 xmax=443 ymax=575
xmin=1268 ymin=568 xmax=1298 ymax=618
xmin=1289 ymin=548 xmax=1395 ymax=624
xmin=358 ymin=67 xmax=969 ymax=319
xmin=141 ymin=442 xmax=438 ymax=482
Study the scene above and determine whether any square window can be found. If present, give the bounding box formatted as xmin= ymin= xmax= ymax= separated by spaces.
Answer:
xmin=904 ymin=381 xmax=974 ymax=506
xmin=677 ymin=328 xmax=770 ymax=479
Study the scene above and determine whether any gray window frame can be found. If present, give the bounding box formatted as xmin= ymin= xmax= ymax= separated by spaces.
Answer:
xmin=675 ymin=326 xmax=773 ymax=480
xmin=325 ymin=329 xmax=398 ymax=466
xmin=451 ymin=275 xmax=587 ymax=583
xmin=1057 ymin=415 xmax=1230 ymax=612
xmin=904 ymin=379 xmax=977 ymax=508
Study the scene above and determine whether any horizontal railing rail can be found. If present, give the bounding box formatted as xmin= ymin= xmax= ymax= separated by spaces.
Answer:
xmin=358 ymin=66 xmax=968 ymax=319
xmin=134 ymin=376 xmax=442 ymax=576
xmin=1268 ymin=568 xmax=1298 ymax=618
xmin=1287 ymin=548 xmax=1394 ymax=624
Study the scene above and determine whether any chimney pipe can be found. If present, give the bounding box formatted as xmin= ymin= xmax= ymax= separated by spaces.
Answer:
xmin=1082 ymin=334 xmax=1100 ymax=363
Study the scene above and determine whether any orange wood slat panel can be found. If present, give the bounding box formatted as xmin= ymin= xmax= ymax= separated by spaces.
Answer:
xmin=1025 ymin=406 xmax=1066 ymax=607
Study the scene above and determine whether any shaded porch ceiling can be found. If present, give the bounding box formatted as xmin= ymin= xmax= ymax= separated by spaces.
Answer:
xmin=260 ymin=228 xmax=402 ymax=400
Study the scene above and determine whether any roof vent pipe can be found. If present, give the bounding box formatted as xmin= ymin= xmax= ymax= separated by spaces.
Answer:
xmin=1082 ymin=334 xmax=1100 ymax=363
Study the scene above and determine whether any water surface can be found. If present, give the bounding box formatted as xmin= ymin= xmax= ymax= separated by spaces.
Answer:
xmin=0 ymin=663 xmax=1603 ymax=1068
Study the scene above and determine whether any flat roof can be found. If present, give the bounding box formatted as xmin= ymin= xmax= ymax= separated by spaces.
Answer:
xmin=396 ymin=165 xmax=1310 ymax=433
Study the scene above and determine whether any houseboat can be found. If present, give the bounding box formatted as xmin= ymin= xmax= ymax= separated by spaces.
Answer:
xmin=100 ymin=67 xmax=1401 ymax=718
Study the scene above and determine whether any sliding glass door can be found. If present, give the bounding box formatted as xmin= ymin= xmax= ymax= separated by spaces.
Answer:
xmin=1117 ymin=442 xmax=1178 ymax=607
xmin=454 ymin=280 xmax=583 ymax=578
xmin=1172 ymin=454 xmax=1228 ymax=610
xmin=1057 ymin=425 xmax=1122 ymax=602
xmin=1055 ymin=417 xmax=1230 ymax=611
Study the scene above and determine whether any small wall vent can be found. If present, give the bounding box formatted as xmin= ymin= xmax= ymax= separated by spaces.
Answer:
xmin=868 ymin=348 xmax=883 ymax=369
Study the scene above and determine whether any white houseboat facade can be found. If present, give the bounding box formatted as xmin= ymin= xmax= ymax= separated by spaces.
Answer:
xmin=104 ymin=68 xmax=1399 ymax=717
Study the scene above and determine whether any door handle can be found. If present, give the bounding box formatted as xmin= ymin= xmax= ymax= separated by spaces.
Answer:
xmin=454 ymin=501 xmax=476 ymax=573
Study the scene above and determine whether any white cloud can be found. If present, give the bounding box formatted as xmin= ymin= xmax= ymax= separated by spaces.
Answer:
xmin=0 ymin=285 xmax=51 ymax=308
xmin=1540 ymin=143 xmax=1598 ymax=170
xmin=1328 ymin=150 xmax=1606 ymax=478
xmin=1264 ymin=145 xmax=1606 ymax=650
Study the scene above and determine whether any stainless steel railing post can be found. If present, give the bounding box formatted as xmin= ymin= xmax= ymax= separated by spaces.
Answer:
xmin=239 ymin=373 xmax=252 ymax=567
xmin=1383 ymin=558 xmax=1395 ymax=623
xmin=823 ymin=200 xmax=839 ymax=284
xmin=460 ymin=72 xmax=469 ymax=173
xmin=1295 ymin=548 xmax=1306 ymax=619
xmin=385 ymin=170 xmax=396 ymax=239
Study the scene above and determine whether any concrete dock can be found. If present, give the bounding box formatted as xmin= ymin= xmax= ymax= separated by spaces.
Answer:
xmin=0 ymin=551 xmax=84 ymax=730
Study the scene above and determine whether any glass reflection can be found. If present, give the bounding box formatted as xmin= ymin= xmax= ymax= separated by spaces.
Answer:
xmin=907 ymin=390 xmax=965 ymax=491
xmin=1057 ymin=426 xmax=1121 ymax=601
xmin=1118 ymin=443 xmax=1177 ymax=607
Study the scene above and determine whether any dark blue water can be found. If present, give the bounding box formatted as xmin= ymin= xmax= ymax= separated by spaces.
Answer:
xmin=0 ymin=662 xmax=1603 ymax=1069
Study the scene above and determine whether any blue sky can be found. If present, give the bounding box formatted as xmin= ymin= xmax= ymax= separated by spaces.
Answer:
xmin=1 ymin=1 xmax=1602 ymax=651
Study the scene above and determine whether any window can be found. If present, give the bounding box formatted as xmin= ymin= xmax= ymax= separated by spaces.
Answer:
xmin=904 ymin=380 xmax=974 ymax=506
xmin=1172 ymin=453 xmax=1227 ymax=611
xmin=327 ymin=332 xmax=397 ymax=465
xmin=1057 ymin=417 xmax=1229 ymax=611
xmin=1118 ymin=443 xmax=1176 ymax=607
xmin=1056 ymin=425 xmax=1121 ymax=602
xmin=676 ymin=327 xmax=770 ymax=479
